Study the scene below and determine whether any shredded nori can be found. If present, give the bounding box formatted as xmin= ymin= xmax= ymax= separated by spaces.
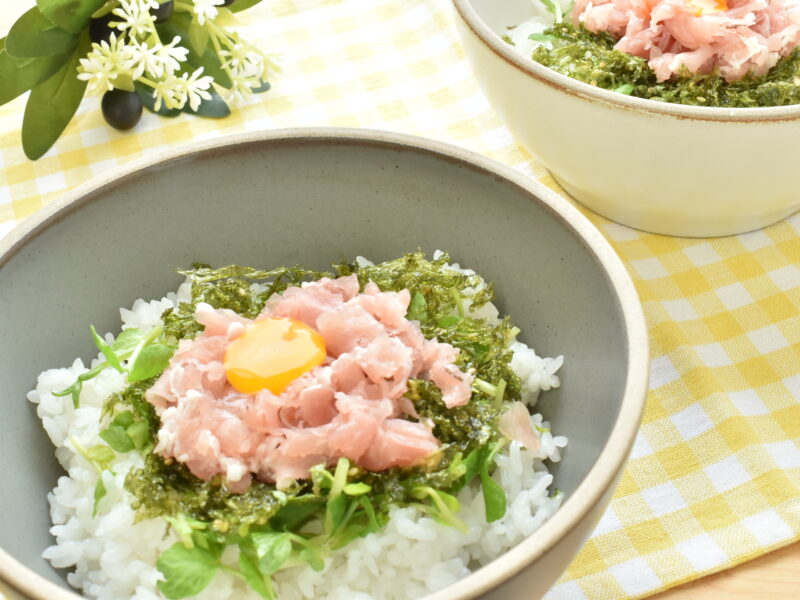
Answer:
xmin=110 ymin=252 xmax=522 ymax=550
xmin=526 ymin=23 xmax=800 ymax=107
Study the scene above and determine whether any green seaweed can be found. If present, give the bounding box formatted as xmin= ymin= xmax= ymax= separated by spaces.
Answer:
xmin=526 ymin=23 xmax=800 ymax=107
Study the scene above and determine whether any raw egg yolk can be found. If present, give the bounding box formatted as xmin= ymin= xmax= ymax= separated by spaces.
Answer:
xmin=224 ymin=318 xmax=326 ymax=395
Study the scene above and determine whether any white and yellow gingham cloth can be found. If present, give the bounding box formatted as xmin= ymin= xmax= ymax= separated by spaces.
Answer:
xmin=1 ymin=2 xmax=798 ymax=599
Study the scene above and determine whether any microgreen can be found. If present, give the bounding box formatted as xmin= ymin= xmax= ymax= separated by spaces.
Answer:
xmin=85 ymin=254 xmax=536 ymax=598
xmin=55 ymin=324 xmax=174 ymax=408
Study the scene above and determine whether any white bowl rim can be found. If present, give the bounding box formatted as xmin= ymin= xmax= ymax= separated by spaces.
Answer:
xmin=453 ymin=0 xmax=800 ymax=123
xmin=0 ymin=127 xmax=649 ymax=600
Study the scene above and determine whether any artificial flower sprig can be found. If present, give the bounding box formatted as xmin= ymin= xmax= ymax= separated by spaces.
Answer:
xmin=0 ymin=0 xmax=273 ymax=160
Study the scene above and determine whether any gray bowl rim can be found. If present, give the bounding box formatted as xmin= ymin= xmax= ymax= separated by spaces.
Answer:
xmin=0 ymin=127 xmax=649 ymax=600
xmin=453 ymin=0 xmax=800 ymax=123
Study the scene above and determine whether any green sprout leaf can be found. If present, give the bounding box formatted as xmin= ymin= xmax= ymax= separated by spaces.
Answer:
xmin=21 ymin=31 xmax=89 ymax=160
xmin=6 ymin=8 xmax=79 ymax=59
xmin=238 ymin=541 xmax=273 ymax=599
xmin=613 ymin=83 xmax=635 ymax=95
xmin=299 ymin=546 xmax=325 ymax=572
xmin=250 ymin=532 xmax=292 ymax=575
xmin=91 ymin=325 xmax=124 ymax=373
xmin=111 ymin=328 xmax=146 ymax=355
xmin=127 ymin=343 xmax=175 ymax=382
xmin=407 ymin=292 xmax=427 ymax=322
xmin=36 ymin=0 xmax=107 ymax=34
xmin=479 ymin=470 xmax=507 ymax=522
xmin=127 ymin=420 xmax=152 ymax=451
xmin=157 ymin=542 xmax=220 ymax=600
xmin=343 ymin=482 xmax=371 ymax=496
xmin=0 ymin=38 xmax=70 ymax=106
xmin=252 ymin=80 xmax=271 ymax=94
xmin=92 ymin=475 xmax=107 ymax=517
xmin=529 ymin=33 xmax=561 ymax=44
xmin=87 ymin=444 xmax=115 ymax=468
xmin=99 ymin=423 xmax=134 ymax=453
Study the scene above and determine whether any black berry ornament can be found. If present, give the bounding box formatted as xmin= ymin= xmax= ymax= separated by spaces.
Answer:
xmin=102 ymin=89 xmax=144 ymax=131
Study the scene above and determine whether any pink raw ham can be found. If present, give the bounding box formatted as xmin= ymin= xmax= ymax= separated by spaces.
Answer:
xmin=147 ymin=276 xmax=474 ymax=491
xmin=573 ymin=0 xmax=800 ymax=81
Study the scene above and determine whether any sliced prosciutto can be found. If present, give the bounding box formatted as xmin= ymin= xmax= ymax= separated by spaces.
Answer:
xmin=572 ymin=0 xmax=800 ymax=81
xmin=147 ymin=275 xmax=474 ymax=491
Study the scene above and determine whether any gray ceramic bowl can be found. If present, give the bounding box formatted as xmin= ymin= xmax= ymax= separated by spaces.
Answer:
xmin=0 ymin=129 xmax=647 ymax=600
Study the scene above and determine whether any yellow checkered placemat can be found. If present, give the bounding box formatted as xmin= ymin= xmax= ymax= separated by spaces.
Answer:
xmin=1 ymin=1 xmax=798 ymax=599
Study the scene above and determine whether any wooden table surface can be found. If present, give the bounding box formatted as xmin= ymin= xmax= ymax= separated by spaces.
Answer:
xmin=649 ymin=541 xmax=800 ymax=599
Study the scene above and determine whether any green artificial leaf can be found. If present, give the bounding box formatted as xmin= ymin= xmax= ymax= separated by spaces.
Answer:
xmin=37 ymin=0 xmax=107 ymax=34
xmin=135 ymin=81 xmax=181 ymax=117
xmin=0 ymin=38 xmax=70 ymax=106
xmin=7 ymin=8 xmax=79 ymax=58
xmin=127 ymin=420 xmax=152 ymax=451
xmin=99 ymin=423 xmax=134 ymax=453
xmin=479 ymin=469 xmax=506 ymax=522
xmin=21 ymin=32 xmax=89 ymax=160
xmin=157 ymin=16 xmax=233 ymax=88
xmin=111 ymin=328 xmax=145 ymax=355
xmin=184 ymin=88 xmax=230 ymax=118
xmin=238 ymin=542 xmax=273 ymax=599
xmin=187 ymin=20 xmax=210 ymax=56
xmin=252 ymin=80 xmax=271 ymax=93
xmin=230 ymin=0 xmax=264 ymax=12
xmin=407 ymin=292 xmax=427 ymax=322
xmin=251 ymin=532 xmax=292 ymax=575
xmin=92 ymin=475 xmax=107 ymax=517
xmin=128 ymin=343 xmax=175 ymax=382
xmin=91 ymin=325 xmax=124 ymax=372
xmin=157 ymin=542 xmax=219 ymax=599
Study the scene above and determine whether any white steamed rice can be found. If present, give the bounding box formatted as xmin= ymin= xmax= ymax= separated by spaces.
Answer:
xmin=28 ymin=263 xmax=567 ymax=600
xmin=506 ymin=0 xmax=575 ymax=58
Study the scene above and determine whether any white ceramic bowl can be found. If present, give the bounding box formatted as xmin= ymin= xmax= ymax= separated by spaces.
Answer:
xmin=453 ymin=0 xmax=800 ymax=237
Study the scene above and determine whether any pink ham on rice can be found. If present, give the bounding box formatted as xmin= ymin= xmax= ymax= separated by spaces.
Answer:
xmin=572 ymin=0 xmax=800 ymax=81
xmin=147 ymin=275 xmax=474 ymax=491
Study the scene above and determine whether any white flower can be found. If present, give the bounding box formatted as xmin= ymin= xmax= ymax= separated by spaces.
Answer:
xmin=156 ymin=37 xmax=190 ymax=76
xmin=126 ymin=39 xmax=160 ymax=79
xmin=219 ymin=42 xmax=264 ymax=79
xmin=177 ymin=68 xmax=214 ymax=110
xmin=151 ymin=75 xmax=185 ymax=111
xmin=111 ymin=0 xmax=156 ymax=38
xmin=192 ymin=0 xmax=224 ymax=26
xmin=77 ymin=34 xmax=135 ymax=94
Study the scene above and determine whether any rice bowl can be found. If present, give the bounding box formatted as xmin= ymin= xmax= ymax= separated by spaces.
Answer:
xmin=453 ymin=0 xmax=800 ymax=236
xmin=29 ymin=254 xmax=568 ymax=600
xmin=0 ymin=128 xmax=648 ymax=600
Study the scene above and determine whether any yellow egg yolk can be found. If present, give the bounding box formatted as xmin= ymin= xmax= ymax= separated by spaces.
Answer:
xmin=688 ymin=0 xmax=727 ymax=14
xmin=224 ymin=318 xmax=327 ymax=395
